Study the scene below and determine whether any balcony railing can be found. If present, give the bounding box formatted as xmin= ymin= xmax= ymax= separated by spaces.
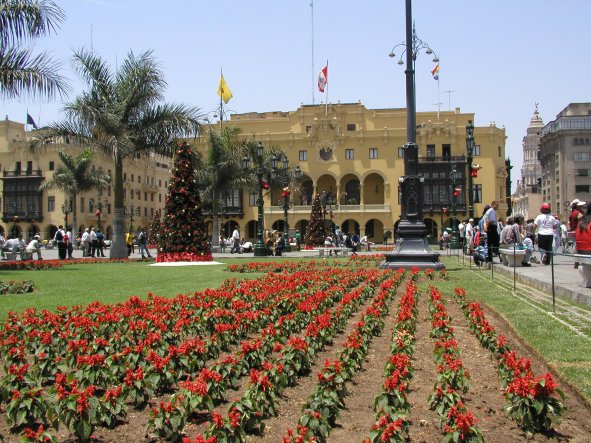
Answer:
xmin=2 ymin=169 xmax=43 ymax=178
xmin=265 ymin=204 xmax=392 ymax=215
xmin=418 ymin=155 xmax=466 ymax=163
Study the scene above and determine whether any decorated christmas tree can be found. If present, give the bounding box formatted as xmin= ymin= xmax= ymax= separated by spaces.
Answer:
xmin=157 ymin=142 xmax=212 ymax=262
xmin=304 ymin=193 xmax=328 ymax=248
xmin=148 ymin=209 xmax=161 ymax=247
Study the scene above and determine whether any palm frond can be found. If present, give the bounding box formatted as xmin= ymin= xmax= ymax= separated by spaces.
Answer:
xmin=0 ymin=0 xmax=65 ymax=47
xmin=0 ymin=45 xmax=69 ymax=99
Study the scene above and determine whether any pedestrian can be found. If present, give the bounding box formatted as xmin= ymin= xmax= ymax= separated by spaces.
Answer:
xmin=465 ymin=219 xmax=475 ymax=254
xmin=80 ymin=228 xmax=90 ymax=257
xmin=274 ymin=232 xmax=285 ymax=256
xmin=89 ymin=227 xmax=98 ymax=257
xmin=458 ymin=220 xmax=466 ymax=250
xmin=500 ymin=216 xmax=531 ymax=266
xmin=575 ymin=205 xmax=591 ymax=258
xmin=25 ymin=235 xmax=42 ymax=260
xmin=66 ymin=226 xmax=74 ymax=259
xmin=360 ymin=234 xmax=371 ymax=251
xmin=54 ymin=225 xmax=67 ymax=260
xmin=334 ymin=225 xmax=342 ymax=247
xmin=483 ymin=200 xmax=500 ymax=263
xmin=345 ymin=232 xmax=357 ymax=255
xmin=125 ymin=231 xmax=134 ymax=256
xmin=295 ymin=230 xmax=301 ymax=251
xmin=568 ymin=199 xmax=585 ymax=232
xmin=96 ymin=229 xmax=106 ymax=257
xmin=137 ymin=227 xmax=152 ymax=258
xmin=230 ymin=227 xmax=241 ymax=254
xmin=534 ymin=203 xmax=559 ymax=265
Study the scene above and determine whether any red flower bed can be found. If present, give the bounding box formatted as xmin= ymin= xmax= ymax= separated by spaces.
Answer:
xmin=156 ymin=252 xmax=213 ymax=262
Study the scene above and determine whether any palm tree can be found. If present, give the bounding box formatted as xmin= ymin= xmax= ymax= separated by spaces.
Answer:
xmin=0 ymin=0 xmax=69 ymax=99
xmin=198 ymin=126 xmax=247 ymax=250
xmin=40 ymin=149 xmax=110 ymax=236
xmin=31 ymin=48 xmax=200 ymax=258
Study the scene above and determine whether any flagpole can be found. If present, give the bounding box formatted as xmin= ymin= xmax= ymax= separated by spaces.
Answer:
xmin=311 ymin=0 xmax=315 ymax=105
xmin=219 ymin=68 xmax=224 ymax=133
xmin=325 ymin=59 xmax=328 ymax=116
xmin=437 ymin=75 xmax=440 ymax=119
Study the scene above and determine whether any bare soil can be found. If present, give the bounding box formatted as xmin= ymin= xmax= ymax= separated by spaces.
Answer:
xmin=2 ymin=279 xmax=590 ymax=442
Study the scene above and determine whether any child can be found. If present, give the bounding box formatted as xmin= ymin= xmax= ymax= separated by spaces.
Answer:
xmin=473 ymin=235 xmax=488 ymax=266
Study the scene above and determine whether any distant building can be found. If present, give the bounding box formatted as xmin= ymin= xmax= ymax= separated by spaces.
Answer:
xmin=513 ymin=107 xmax=544 ymax=220
xmin=0 ymin=117 xmax=172 ymax=240
xmin=195 ymin=103 xmax=508 ymax=243
xmin=538 ymin=103 xmax=591 ymax=218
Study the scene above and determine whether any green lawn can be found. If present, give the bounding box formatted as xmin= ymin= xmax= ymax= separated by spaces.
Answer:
xmin=1 ymin=255 xmax=590 ymax=403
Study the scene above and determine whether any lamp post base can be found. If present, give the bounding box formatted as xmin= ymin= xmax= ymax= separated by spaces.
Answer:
xmin=254 ymin=240 xmax=267 ymax=257
xmin=379 ymin=220 xmax=445 ymax=270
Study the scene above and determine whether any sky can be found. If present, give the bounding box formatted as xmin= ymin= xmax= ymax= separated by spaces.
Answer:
xmin=3 ymin=1 xmax=590 ymax=192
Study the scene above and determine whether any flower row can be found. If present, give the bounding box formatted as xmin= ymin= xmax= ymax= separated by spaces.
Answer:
xmin=427 ymin=286 xmax=483 ymax=443
xmin=365 ymin=278 xmax=419 ymax=443
xmin=281 ymin=269 xmax=409 ymax=443
xmin=453 ymin=288 xmax=566 ymax=434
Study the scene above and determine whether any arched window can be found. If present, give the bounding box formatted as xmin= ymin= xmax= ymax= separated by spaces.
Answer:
xmin=574 ymin=138 xmax=579 ymax=145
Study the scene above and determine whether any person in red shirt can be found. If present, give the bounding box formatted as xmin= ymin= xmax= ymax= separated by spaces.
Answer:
xmin=569 ymin=199 xmax=585 ymax=231
xmin=575 ymin=205 xmax=591 ymax=255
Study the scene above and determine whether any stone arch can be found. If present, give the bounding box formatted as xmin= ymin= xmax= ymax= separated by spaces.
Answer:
xmin=363 ymin=172 xmax=386 ymax=205
xmin=294 ymin=219 xmax=309 ymax=238
xmin=424 ymin=218 xmax=438 ymax=244
xmin=246 ymin=220 xmax=257 ymax=241
xmin=364 ymin=219 xmax=384 ymax=242
xmin=298 ymin=176 xmax=314 ymax=206
xmin=339 ymin=174 xmax=360 ymax=205
xmin=316 ymin=173 xmax=338 ymax=198
xmin=341 ymin=219 xmax=360 ymax=236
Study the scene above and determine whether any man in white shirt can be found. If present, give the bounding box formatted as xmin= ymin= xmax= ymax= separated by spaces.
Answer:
xmin=483 ymin=200 xmax=500 ymax=262
xmin=465 ymin=219 xmax=475 ymax=254
xmin=26 ymin=235 xmax=42 ymax=260
xmin=230 ymin=227 xmax=241 ymax=253
xmin=81 ymin=228 xmax=90 ymax=257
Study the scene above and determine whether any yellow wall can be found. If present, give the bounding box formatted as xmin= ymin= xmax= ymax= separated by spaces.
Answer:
xmin=195 ymin=103 xmax=507 ymax=241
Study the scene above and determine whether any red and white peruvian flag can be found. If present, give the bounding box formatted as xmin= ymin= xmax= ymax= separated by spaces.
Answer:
xmin=318 ymin=65 xmax=328 ymax=92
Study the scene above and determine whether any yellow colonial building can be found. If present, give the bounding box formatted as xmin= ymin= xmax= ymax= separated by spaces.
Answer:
xmin=196 ymin=102 xmax=508 ymax=244
xmin=1 ymin=102 xmax=507 ymax=245
xmin=0 ymin=117 xmax=171 ymax=241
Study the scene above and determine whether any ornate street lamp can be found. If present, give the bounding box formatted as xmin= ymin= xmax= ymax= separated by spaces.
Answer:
xmin=450 ymin=161 xmax=460 ymax=249
xmin=129 ymin=204 xmax=135 ymax=232
xmin=466 ymin=120 xmax=475 ymax=220
xmin=242 ymin=142 xmax=266 ymax=257
xmin=381 ymin=0 xmax=444 ymax=270
xmin=61 ymin=200 xmax=71 ymax=229
xmin=271 ymin=154 xmax=302 ymax=253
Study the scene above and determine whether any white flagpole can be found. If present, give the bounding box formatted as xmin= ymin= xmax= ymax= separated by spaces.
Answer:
xmin=311 ymin=0 xmax=315 ymax=105
xmin=325 ymin=59 xmax=328 ymax=116
xmin=437 ymin=75 xmax=440 ymax=119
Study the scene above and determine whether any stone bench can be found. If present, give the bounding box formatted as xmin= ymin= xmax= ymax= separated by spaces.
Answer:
xmin=498 ymin=247 xmax=527 ymax=267
xmin=316 ymin=247 xmax=351 ymax=257
xmin=573 ymin=254 xmax=591 ymax=288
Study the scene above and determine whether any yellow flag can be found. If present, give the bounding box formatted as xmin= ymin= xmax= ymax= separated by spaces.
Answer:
xmin=217 ymin=74 xmax=233 ymax=104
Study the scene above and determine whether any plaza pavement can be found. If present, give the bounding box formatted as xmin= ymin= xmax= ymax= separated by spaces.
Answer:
xmin=26 ymin=244 xmax=591 ymax=309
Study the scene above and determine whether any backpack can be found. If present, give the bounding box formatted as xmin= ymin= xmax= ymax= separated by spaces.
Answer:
xmin=55 ymin=230 xmax=64 ymax=242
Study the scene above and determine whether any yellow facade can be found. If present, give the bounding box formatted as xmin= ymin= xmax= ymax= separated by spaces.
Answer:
xmin=0 ymin=118 xmax=171 ymax=240
xmin=195 ymin=103 xmax=507 ymax=243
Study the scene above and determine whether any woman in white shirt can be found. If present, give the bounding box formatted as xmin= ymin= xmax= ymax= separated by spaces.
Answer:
xmin=534 ymin=203 xmax=559 ymax=265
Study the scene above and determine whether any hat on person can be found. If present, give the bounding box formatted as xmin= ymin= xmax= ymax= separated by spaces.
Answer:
xmin=34 ymin=234 xmax=40 ymax=239
xmin=571 ymin=199 xmax=583 ymax=207
xmin=541 ymin=202 xmax=551 ymax=213
xmin=469 ymin=218 xmax=474 ymax=222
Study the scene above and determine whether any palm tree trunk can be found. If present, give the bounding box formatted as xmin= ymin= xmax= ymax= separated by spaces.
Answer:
xmin=70 ymin=193 xmax=77 ymax=241
xmin=110 ymin=156 xmax=128 ymax=258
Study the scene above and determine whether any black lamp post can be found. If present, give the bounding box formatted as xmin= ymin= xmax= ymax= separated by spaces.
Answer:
xmin=271 ymin=155 xmax=302 ymax=253
xmin=466 ymin=120 xmax=475 ymax=220
xmin=61 ymin=200 xmax=71 ymax=229
xmin=380 ymin=0 xmax=444 ymax=270
xmin=129 ymin=204 xmax=134 ymax=232
xmin=450 ymin=161 xmax=460 ymax=249
xmin=243 ymin=142 xmax=266 ymax=257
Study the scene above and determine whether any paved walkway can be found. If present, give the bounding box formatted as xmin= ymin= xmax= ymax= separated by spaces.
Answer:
xmin=440 ymin=248 xmax=591 ymax=308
